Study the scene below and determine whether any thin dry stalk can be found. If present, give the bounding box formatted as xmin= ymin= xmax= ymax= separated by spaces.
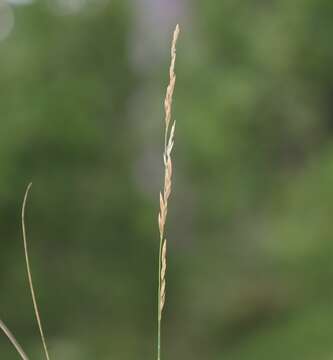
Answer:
xmin=0 ymin=319 xmax=29 ymax=360
xmin=22 ymin=183 xmax=51 ymax=360
xmin=157 ymin=24 xmax=180 ymax=360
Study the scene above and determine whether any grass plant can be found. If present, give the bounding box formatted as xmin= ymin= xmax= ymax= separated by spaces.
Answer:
xmin=0 ymin=25 xmax=180 ymax=360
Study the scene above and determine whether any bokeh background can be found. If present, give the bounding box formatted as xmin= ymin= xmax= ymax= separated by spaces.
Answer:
xmin=1 ymin=0 xmax=333 ymax=359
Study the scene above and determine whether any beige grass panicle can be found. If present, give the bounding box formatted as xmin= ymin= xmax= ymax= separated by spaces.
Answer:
xmin=157 ymin=24 xmax=180 ymax=360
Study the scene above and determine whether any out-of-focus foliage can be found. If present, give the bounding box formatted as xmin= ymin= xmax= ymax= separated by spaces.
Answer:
xmin=1 ymin=0 xmax=333 ymax=359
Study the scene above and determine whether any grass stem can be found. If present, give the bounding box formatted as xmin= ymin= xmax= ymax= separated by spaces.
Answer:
xmin=0 ymin=319 xmax=29 ymax=360
xmin=22 ymin=183 xmax=51 ymax=360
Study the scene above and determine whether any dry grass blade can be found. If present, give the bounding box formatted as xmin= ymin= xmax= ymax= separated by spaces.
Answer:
xmin=157 ymin=24 xmax=180 ymax=360
xmin=22 ymin=183 xmax=51 ymax=360
xmin=0 ymin=319 xmax=29 ymax=360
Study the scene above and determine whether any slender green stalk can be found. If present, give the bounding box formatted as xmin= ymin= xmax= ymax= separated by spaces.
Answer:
xmin=22 ymin=183 xmax=51 ymax=360
xmin=157 ymin=235 xmax=163 ymax=360
xmin=0 ymin=319 xmax=29 ymax=360
xmin=157 ymin=24 xmax=180 ymax=360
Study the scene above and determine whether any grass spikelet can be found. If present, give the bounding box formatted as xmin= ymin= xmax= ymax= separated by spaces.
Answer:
xmin=160 ymin=240 xmax=167 ymax=316
xmin=156 ymin=24 xmax=180 ymax=360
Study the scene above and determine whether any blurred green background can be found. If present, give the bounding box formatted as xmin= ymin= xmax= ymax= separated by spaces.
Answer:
xmin=1 ymin=0 xmax=333 ymax=359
